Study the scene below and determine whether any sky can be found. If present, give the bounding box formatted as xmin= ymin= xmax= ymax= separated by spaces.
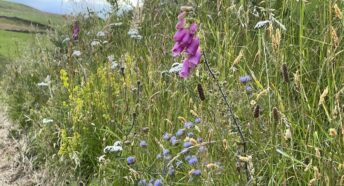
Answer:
xmin=7 ymin=0 xmax=143 ymax=16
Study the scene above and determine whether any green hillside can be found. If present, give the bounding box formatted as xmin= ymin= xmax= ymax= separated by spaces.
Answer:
xmin=0 ymin=0 xmax=64 ymax=26
xmin=0 ymin=0 xmax=65 ymax=66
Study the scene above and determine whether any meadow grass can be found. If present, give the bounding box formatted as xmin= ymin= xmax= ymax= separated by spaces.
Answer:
xmin=1 ymin=0 xmax=344 ymax=185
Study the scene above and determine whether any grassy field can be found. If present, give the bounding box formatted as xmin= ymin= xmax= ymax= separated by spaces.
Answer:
xmin=0 ymin=30 xmax=34 ymax=57
xmin=1 ymin=0 xmax=344 ymax=185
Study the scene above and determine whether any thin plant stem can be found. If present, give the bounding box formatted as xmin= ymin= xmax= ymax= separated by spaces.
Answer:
xmin=202 ymin=52 xmax=250 ymax=181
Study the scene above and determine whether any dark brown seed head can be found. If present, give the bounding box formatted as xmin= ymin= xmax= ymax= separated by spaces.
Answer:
xmin=197 ymin=83 xmax=206 ymax=101
xmin=254 ymin=105 xmax=260 ymax=118
xmin=272 ymin=107 xmax=279 ymax=121
xmin=282 ymin=64 xmax=289 ymax=83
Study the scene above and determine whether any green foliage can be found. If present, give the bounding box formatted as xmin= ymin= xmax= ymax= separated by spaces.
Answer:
xmin=2 ymin=0 xmax=344 ymax=185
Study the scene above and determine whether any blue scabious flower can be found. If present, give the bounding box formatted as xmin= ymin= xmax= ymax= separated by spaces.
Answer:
xmin=184 ymin=122 xmax=194 ymax=129
xmin=197 ymin=137 xmax=203 ymax=143
xmin=154 ymin=179 xmax=163 ymax=186
xmin=163 ymin=132 xmax=171 ymax=141
xmin=156 ymin=153 xmax=162 ymax=160
xmin=246 ymin=86 xmax=253 ymax=92
xmin=185 ymin=155 xmax=192 ymax=161
xmin=139 ymin=140 xmax=147 ymax=148
xmin=163 ymin=149 xmax=170 ymax=156
xmin=168 ymin=166 xmax=175 ymax=176
xmin=170 ymin=136 xmax=179 ymax=145
xmin=188 ymin=156 xmax=198 ymax=165
xmin=127 ymin=156 xmax=136 ymax=165
xmin=191 ymin=169 xmax=201 ymax=176
xmin=183 ymin=141 xmax=193 ymax=148
xmin=195 ymin=118 xmax=201 ymax=124
xmin=176 ymin=129 xmax=185 ymax=137
xmin=187 ymin=132 xmax=194 ymax=137
xmin=181 ymin=148 xmax=189 ymax=154
xmin=239 ymin=75 xmax=252 ymax=83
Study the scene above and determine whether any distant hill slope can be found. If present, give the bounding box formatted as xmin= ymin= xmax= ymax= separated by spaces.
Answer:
xmin=0 ymin=0 xmax=65 ymax=26
xmin=0 ymin=1 xmax=65 ymax=59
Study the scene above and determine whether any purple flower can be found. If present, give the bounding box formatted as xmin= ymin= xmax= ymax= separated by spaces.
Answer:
xmin=168 ymin=166 xmax=175 ymax=176
xmin=173 ymin=28 xmax=187 ymax=42
xmin=180 ymin=30 xmax=192 ymax=46
xmin=239 ymin=75 xmax=252 ymax=83
xmin=72 ymin=20 xmax=80 ymax=40
xmin=127 ymin=156 xmax=136 ymax=165
xmin=181 ymin=148 xmax=189 ymax=154
xmin=191 ymin=169 xmax=202 ymax=176
xmin=154 ymin=179 xmax=163 ymax=186
xmin=188 ymin=156 xmax=198 ymax=165
xmin=156 ymin=153 xmax=162 ymax=159
xmin=189 ymin=23 xmax=198 ymax=34
xmin=176 ymin=129 xmax=185 ymax=137
xmin=187 ymin=132 xmax=194 ymax=137
xmin=176 ymin=18 xmax=186 ymax=30
xmin=179 ymin=59 xmax=191 ymax=78
xmin=186 ymin=37 xmax=200 ymax=55
xmin=163 ymin=149 xmax=170 ymax=156
xmin=195 ymin=118 xmax=201 ymax=124
xmin=172 ymin=42 xmax=185 ymax=57
xmin=139 ymin=140 xmax=147 ymax=148
xmin=183 ymin=141 xmax=193 ymax=148
xmin=184 ymin=122 xmax=194 ymax=129
xmin=170 ymin=136 xmax=179 ymax=146
xmin=187 ymin=48 xmax=202 ymax=66
xmin=163 ymin=132 xmax=171 ymax=141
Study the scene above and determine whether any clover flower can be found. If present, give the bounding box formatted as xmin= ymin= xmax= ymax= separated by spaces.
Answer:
xmin=171 ymin=11 xmax=202 ymax=78
xmin=127 ymin=156 xmax=136 ymax=165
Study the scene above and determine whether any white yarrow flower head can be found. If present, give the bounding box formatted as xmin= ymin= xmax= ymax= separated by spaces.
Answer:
xmin=72 ymin=50 xmax=81 ymax=57
xmin=254 ymin=20 xmax=271 ymax=29
xmin=104 ymin=141 xmax=123 ymax=153
xmin=98 ymin=155 xmax=106 ymax=162
xmin=91 ymin=41 xmax=101 ymax=47
xmin=42 ymin=118 xmax=54 ymax=124
xmin=114 ymin=22 xmax=123 ymax=26
xmin=96 ymin=31 xmax=106 ymax=37
xmin=169 ymin=63 xmax=183 ymax=73
xmin=128 ymin=28 xmax=139 ymax=36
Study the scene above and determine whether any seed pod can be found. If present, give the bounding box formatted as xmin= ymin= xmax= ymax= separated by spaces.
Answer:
xmin=272 ymin=107 xmax=279 ymax=122
xmin=282 ymin=64 xmax=289 ymax=83
xmin=254 ymin=105 xmax=260 ymax=118
xmin=197 ymin=83 xmax=205 ymax=101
